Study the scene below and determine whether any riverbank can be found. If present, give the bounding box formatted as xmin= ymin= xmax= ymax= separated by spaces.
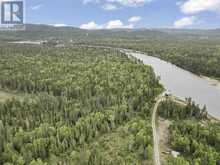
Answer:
xmin=128 ymin=50 xmax=220 ymax=119
xmin=171 ymin=95 xmax=219 ymax=122
xmin=201 ymin=76 xmax=220 ymax=90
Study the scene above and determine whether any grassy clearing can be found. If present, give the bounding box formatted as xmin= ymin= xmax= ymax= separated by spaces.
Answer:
xmin=0 ymin=90 xmax=16 ymax=102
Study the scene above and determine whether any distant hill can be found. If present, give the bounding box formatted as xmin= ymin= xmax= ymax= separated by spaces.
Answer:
xmin=157 ymin=28 xmax=220 ymax=40
xmin=0 ymin=24 xmax=220 ymax=41
xmin=0 ymin=24 xmax=85 ymax=41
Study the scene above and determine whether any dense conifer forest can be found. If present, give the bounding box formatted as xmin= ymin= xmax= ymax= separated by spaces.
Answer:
xmin=84 ymin=38 xmax=220 ymax=79
xmin=158 ymin=99 xmax=220 ymax=165
xmin=1 ymin=25 xmax=220 ymax=79
xmin=0 ymin=25 xmax=220 ymax=165
xmin=0 ymin=44 xmax=163 ymax=164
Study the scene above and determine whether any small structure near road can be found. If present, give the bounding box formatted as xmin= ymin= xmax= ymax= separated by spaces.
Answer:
xmin=162 ymin=91 xmax=172 ymax=97
xmin=171 ymin=151 xmax=180 ymax=158
xmin=162 ymin=149 xmax=180 ymax=158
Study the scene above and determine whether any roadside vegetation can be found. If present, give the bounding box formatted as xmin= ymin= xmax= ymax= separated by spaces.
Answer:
xmin=0 ymin=44 xmax=163 ymax=164
xmin=158 ymin=99 xmax=220 ymax=165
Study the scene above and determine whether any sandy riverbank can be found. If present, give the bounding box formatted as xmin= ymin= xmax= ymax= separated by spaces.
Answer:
xmin=201 ymin=76 xmax=220 ymax=90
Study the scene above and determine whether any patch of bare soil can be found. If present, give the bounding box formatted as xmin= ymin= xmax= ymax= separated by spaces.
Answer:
xmin=0 ymin=90 xmax=15 ymax=102
xmin=158 ymin=117 xmax=171 ymax=165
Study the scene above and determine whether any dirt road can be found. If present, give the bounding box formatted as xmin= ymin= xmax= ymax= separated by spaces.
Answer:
xmin=152 ymin=97 xmax=164 ymax=165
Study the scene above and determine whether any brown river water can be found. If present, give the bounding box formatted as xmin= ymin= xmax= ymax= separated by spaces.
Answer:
xmin=126 ymin=51 xmax=220 ymax=119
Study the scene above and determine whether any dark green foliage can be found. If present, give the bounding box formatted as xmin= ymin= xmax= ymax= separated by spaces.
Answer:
xmin=158 ymin=98 xmax=207 ymax=120
xmin=0 ymin=45 xmax=162 ymax=164
xmin=167 ymin=156 xmax=190 ymax=165
xmin=72 ymin=118 xmax=153 ymax=165
xmin=158 ymin=99 xmax=220 ymax=165
xmin=1 ymin=24 xmax=220 ymax=79
xmin=169 ymin=121 xmax=220 ymax=165
xmin=80 ymin=33 xmax=220 ymax=79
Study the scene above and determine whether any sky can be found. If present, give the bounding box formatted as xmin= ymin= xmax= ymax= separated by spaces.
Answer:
xmin=25 ymin=0 xmax=220 ymax=29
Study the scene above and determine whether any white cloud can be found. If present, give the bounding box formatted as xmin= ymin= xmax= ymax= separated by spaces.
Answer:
xmin=80 ymin=21 xmax=103 ymax=29
xmin=82 ymin=0 xmax=153 ymax=8
xmin=106 ymin=0 xmax=153 ymax=7
xmin=30 ymin=4 xmax=43 ymax=10
xmin=174 ymin=16 xmax=197 ymax=28
xmin=180 ymin=0 xmax=220 ymax=14
xmin=106 ymin=20 xmax=123 ymax=29
xmin=102 ymin=3 xmax=118 ymax=10
xmin=80 ymin=20 xmax=134 ymax=30
xmin=105 ymin=19 xmax=134 ymax=29
xmin=53 ymin=24 xmax=68 ymax=27
xmin=83 ymin=0 xmax=100 ymax=4
xmin=128 ymin=16 xmax=142 ymax=23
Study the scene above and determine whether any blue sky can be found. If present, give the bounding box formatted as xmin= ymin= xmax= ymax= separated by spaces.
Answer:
xmin=26 ymin=0 xmax=220 ymax=29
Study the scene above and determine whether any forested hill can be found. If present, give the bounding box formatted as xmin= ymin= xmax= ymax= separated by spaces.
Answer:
xmin=1 ymin=24 xmax=220 ymax=41
xmin=2 ymin=24 xmax=220 ymax=79
xmin=0 ymin=24 xmax=167 ymax=41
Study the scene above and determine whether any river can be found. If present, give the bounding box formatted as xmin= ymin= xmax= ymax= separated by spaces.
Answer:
xmin=124 ymin=50 xmax=220 ymax=119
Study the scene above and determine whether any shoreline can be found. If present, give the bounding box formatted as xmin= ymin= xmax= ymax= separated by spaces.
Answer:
xmin=200 ymin=75 xmax=220 ymax=90
xmin=124 ymin=49 xmax=220 ymax=122
xmin=207 ymin=114 xmax=220 ymax=123
xmin=166 ymin=95 xmax=220 ymax=122
xmin=200 ymin=76 xmax=220 ymax=122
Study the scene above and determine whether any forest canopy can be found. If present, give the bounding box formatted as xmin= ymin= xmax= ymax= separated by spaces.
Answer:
xmin=0 ymin=44 xmax=163 ymax=164
xmin=158 ymin=99 xmax=220 ymax=165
